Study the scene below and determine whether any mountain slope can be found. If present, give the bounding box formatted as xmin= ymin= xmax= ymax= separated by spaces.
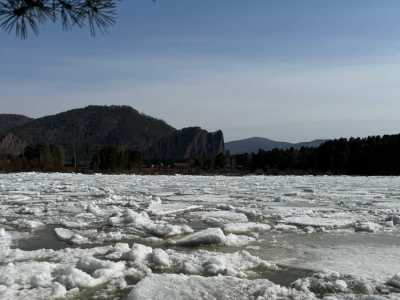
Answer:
xmin=295 ymin=139 xmax=327 ymax=149
xmin=225 ymin=137 xmax=326 ymax=154
xmin=0 ymin=114 xmax=33 ymax=136
xmin=0 ymin=105 xmax=176 ymax=164
xmin=0 ymin=105 xmax=225 ymax=165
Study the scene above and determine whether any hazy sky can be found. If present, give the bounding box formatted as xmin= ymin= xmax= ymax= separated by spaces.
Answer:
xmin=1 ymin=0 xmax=400 ymax=142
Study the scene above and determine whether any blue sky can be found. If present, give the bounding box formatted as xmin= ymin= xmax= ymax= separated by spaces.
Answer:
xmin=1 ymin=0 xmax=400 ymax=142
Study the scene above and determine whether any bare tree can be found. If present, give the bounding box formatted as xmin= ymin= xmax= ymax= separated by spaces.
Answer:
xmin=0 ymin=0 xmax=118 ymax=39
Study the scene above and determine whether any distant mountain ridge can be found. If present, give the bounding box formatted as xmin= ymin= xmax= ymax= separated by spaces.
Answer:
xmin=0 ymin=105 xmax=224 ymax=165
xmin=225 ymin=137 xmax=326 ymax=154
xmin=0 ymin=114 xmax=33 ymax=136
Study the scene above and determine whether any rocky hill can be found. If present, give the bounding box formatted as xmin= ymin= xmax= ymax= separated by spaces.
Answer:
xmin=225 ymin=137 xmax=326 ymax=155
xmin=0 ymin=114 xmax=33 ymax=136
xmin=146 ymin=127 xmax=224 ymax=161
xmin=0 ymin=106 xmax=224 ymax=165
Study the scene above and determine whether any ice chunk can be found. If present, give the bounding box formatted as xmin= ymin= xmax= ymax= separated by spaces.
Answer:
xmin=105 ymin=243 xmax=131 ymax=260
xmin=108 ymin=209 xmax=148 ymax=226
xmin=293 ymin=272 xmax=378 ymax=296
xmin=385 ymin=220 xmax=394 ymax=228
xmin=274 ymin=224 xmax=298 ymax=231
xmin=54 ymin=266 xmax=97 ymax=289
xmin=51 ymin=282 xmax=67 ymax=298
xmin=87 ymin=203 xmax=106 ymax=216
xmin=224 ymin=233 xmax=256 ymax=247
xmin=14 ymin=220 xmax=45 ymax=230
xmin=147 ymin=223 xmax=193 ymax=238
xmin=149 ymin=203 xmax=203 ymax=217
xmin=123 ymin=243 xmax=153 ymax=264
xmin=387 ymin=273 xmax=400 ymax=289
xmin=0 ymin=285 xmax=64 ymax=300
xmin=166 ymin=249 xmax=278 ymax=276
xmin=152 ymin=248 xmax=170 ymax=268
xmin=354 ymin=222 xmax=382 ymax=233
xmin=190 ymin=211 xmax=248 ymax=226
xmin=223 ymin=222 xmax=271 ymax=234
xmin=76 ymin=257 xmax=117 ymax=275
xmin=202 ymin=256 xmax=227 ymax=275
xmin=282 ymin=214 xmax=356 ymax=229
xmin=0 ymin=261 xmax=56 ymax=288
xmin=0 ymin=229 xmax=11 ymax=256
xmin=385 ymin=215 xmax=400 ymax=226
xmin=59 ymin=220 xmax=89 ymax=229
xmin=147 ymin=195 xmax=203 ymax=216
xmin=304 ymin=226 xmax=315 ymax=233
xmin=173 ymin=228 xmax=226 ymax=246
xmin=109 ymin=209 xmax=193 ymax=238
xmin=54 ymin=228 xmax=89 ymax=245
xmin=16 ymin=206 xmax=40 ymax=215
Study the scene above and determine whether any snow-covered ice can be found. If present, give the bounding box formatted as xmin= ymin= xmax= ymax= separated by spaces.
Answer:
xmin=1 ymin=173 xmax=400 ymax=299
xmin=127 ymin=273 xmax=316 ymax=300
xmin=172 ymin=227 xmax=227 ymax=246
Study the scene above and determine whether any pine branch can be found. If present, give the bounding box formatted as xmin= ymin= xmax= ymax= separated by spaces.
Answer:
xmin=0 ymin=0 xmax=118 ymax=38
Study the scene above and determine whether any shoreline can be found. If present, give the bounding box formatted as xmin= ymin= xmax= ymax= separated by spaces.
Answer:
xmin=1 ymin=169 xmax=400 ymax=177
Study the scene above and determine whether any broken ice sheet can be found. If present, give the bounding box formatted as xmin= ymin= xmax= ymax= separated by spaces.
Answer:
xmin=1 ymin=173 xmax=400 ymax=299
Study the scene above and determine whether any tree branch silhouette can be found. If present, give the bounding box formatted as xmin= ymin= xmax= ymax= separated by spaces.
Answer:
xmin=0 ymin=0 xmax=118 ymax=39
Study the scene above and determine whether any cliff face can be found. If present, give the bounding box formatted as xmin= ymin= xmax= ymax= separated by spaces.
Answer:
xmin=146 ymin=127 xmax=225 ymax=161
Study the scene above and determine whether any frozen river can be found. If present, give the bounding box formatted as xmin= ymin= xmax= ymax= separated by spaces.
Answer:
xmin=1 ymin=173 xmax=400 ymax=299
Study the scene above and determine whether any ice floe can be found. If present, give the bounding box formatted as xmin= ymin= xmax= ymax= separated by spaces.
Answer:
xmin=189 ymin=210 xmax=249 ymax=226
xmin=223 ymin=222 xmax=272 ymax=234
xmin=172 ymin=228 xmax=227 ymax=246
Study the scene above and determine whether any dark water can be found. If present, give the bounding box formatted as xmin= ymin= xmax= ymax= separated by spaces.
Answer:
xmin=260 ymin=265 xmax=315 ymax=286
xmin=14 ymin=225 xmax=69 ymax=251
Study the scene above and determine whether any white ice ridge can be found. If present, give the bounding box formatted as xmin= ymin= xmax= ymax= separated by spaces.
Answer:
xmin=108 ymin=209 xmax=194 ymax=238
xmin=146 ymin=196 xmax=203 ymax=216
xmin=171 ymin=227 xmax=256 ymax=247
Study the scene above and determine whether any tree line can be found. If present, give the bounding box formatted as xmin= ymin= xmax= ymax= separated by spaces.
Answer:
xmin=0 ymin=144 xmax=143 ymax=172
xmin=230 ymin=134 xmax=400 ymax=175
xmin=3 ymin=133 xmax=400 ymax=175
xmin=0 ymin=144 xmax=65 ymax=171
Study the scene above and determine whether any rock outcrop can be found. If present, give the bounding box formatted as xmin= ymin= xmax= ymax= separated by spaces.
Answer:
xmin=145 ymin=127 xmax=224 ymax=161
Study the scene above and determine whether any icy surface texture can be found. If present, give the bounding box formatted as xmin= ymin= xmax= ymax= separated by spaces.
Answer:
xmin=0 ymin=173 xmax=400 ymax=299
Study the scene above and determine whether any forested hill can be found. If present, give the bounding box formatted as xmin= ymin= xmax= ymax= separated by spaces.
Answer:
xmin=0 ymin=106 xmax=225 ymax=169
xmin=0 ymin=114 xmax=33 ymax=136
xmin=0 ymin=106 xmax=176 ymax=164
xmin=232 ymin=134 xmax=400 ymax=175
